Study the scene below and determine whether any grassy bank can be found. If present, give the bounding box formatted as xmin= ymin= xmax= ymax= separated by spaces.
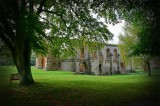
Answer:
xmin=0 ymin=66 xmax=159 ymax=106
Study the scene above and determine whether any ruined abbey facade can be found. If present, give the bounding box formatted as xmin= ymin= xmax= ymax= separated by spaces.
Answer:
xmin=36 ymin=44 xmax=126 ymax=75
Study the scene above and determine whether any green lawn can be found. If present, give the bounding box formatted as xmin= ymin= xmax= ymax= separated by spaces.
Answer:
xmin=0 ymin=66 xmax=159 ymax=106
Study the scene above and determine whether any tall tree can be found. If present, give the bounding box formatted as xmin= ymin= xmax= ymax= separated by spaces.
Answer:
xmin=118 ymin=23 xmax=144 ymax=72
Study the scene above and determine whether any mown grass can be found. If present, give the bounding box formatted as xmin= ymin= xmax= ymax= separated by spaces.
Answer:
xmin=0 ymin=66 xmax=159 ymax=106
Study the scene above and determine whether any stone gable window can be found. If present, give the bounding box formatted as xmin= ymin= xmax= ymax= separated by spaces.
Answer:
xmin=106 ymin=48 xmax=110 ymax=58
xmin=92 ymin=50 xmax=97 ymax=59
xmin=114 ymin=49 xmax=117 ymax=58
xmin=80 ymin=47 xmax=85 ymax=58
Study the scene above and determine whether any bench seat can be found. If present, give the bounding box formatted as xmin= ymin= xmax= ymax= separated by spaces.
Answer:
xmin=10 ymin=73 xmax=19 ymax=83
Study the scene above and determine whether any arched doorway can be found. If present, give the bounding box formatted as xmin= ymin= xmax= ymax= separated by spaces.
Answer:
xmin=79 ymin=63 xmax=85 ymax=72
xmin=114 ymin=49 xmax=117 ymax=58
xmin=79 ymin=61 xmax=88 ymax=73
xmin=120 ymin=62 xmax=125 ymax=72
xmin=106 ymin=48 xmax=110 ymax=58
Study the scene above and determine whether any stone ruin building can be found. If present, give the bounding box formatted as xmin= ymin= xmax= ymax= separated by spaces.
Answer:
xmin=36 ymin=44 xmax=126 ymax=75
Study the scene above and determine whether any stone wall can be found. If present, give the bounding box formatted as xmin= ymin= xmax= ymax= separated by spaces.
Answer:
xmin=61 ymin=59 xmax=74 ymax=71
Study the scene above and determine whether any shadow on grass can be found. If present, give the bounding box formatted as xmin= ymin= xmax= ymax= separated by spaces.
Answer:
xmin=0 ymin=82 xmax=58 ymax=106
xmin=0 ymin=78 xmax=159 ymax=106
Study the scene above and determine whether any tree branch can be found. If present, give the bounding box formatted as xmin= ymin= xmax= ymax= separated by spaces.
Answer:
xmin=39 ymin=17 xmax=53 ymax=26
xmin=37 ymin=0 xmax=47 ymax=15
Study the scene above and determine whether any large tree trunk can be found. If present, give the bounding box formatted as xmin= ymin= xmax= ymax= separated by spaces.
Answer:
xmin=0 ymin=0 xmax=39 ymax=86
xmin=12 ymin=39 xmax=34 ymax=86
xmin=146 ymin=61 xmax=151 ymax=76
xmin=143 ymin=58 xmax=151 ymax=76
xmin=14 ymin=2 xmax=34 ymax=85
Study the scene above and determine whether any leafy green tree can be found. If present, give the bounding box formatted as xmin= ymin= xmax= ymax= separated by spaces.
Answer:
xmin=118 ymin=23 xmax=144 ymax=72
xmin=0 ymin=0 xmax=48 ymax=85
xmin=130 ymin=1 xmax=160 ymax=76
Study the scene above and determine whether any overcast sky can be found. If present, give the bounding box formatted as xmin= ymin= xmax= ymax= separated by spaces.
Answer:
xmin=107 ymin=20 xmax=125 ymax=44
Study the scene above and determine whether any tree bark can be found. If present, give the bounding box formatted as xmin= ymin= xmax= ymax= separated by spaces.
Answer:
xmin=13 ymin=39 xmax=34 ymax=86
xmin=14 ymin=1 xmax=34 ymax=85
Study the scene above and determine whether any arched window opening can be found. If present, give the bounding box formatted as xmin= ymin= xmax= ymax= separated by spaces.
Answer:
xmin=106 ymin=48 xmax=110 ymax=58
xmin=92 ymin=50 xmax=97 ymax=59
xmin=114 ymin=49 xmax=117 ymax=58
xmin=80 ymin=47 xmax=85 ymax=58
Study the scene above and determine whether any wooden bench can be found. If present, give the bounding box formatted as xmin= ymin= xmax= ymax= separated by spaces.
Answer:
xmin=10 ymin=73 xmax=19 ymax=83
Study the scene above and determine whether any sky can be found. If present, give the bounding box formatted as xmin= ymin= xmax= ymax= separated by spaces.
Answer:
xmin=107 ymin=20 xmax=125 ymax=44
